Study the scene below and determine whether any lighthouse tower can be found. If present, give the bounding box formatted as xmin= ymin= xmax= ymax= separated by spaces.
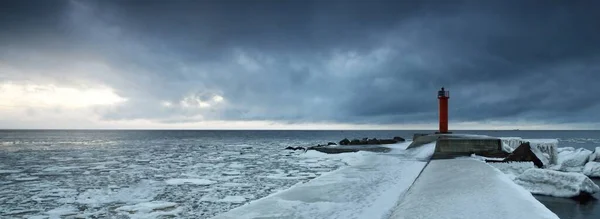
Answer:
xmin=437 ymin=87 xmax=450 ymax=134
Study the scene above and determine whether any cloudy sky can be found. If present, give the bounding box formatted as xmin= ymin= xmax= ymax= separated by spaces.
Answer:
xmin=1 ymin=0 xmax=599 ymax=129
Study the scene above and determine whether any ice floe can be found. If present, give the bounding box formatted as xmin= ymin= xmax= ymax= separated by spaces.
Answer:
xmin=46 ymin=205 xmax=78 ymax=218
xmin=217 ymin=196 xmax=246 ymax=203
xmin=116 ymin=201 xmax=180 ymax=219
xmin=165 ymin=178 xmax=216 ymax=185
xmin=0 ymin=169 xmax=23 ymax=174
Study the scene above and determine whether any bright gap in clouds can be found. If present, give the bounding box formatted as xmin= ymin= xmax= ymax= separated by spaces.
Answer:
xmin=0 ymin=82 xmax=126 ymax=109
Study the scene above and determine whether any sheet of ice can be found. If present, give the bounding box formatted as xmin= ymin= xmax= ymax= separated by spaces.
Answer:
xmin=220 ymin=182 xmax=252 ymax=188
xmin=514 ymin=168 xmax=600 ymax=198
xmin=212 ymin=145 xmax=434 ymax=219
xmin=0 ymin=169 xmax=23 ymax=174
xmin=500 ymin=137 xmax=525 ymax=152
xmin=217 ymin=196 xmax=246 ymax=203
xmin=550 ymin=147 xmax=592 ymax=172
xmin=75 ymin=180 xmax=162 ymax=206
xmin=583 ymin=162 xmax=600 ymax=178
xmin=46 ymin=205 xmax=78 ymax=218
xmin=165 ymin=178 xmax=216 ymax=185
xmin=529 ymin=145 xmax=551 ymax=167
xmin=116 ymin=201 xmax=180 ymax=219
xmin=14 ymin=177 xmax=39 ymax=181
xmin=390 ymin=159 xmax=558 ymax=219
xmin=528 ymin=139 xmax=559 ymax=164
xmin=298 ymin=150 xmax=367 ymax=166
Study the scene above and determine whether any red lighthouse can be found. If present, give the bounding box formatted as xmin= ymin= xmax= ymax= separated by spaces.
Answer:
xmin=437 ymin=87 xmax=450 ymax=134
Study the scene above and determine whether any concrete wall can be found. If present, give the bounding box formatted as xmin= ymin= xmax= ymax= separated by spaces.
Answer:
xmin=433 ymin=138 xmax=504 ymax=159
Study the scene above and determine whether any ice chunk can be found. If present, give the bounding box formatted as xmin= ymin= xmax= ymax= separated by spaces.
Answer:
xmin=116 ymin=201 xmax=180 ymax=219
xmin=220 ymin=182 xmax=252 ymax=188
xmin=217 ymin=196 xmax=246 ymax=203
xmin=228 ymin=163 xmax=245 ymax=169
xmin=0 ymin=169 xmax=23 ymax=174
xmin=583 ymin=162 xmax=600 ymax=178
xmin=76 ymin=180 xmax=161 ymax=206
xmin=222 ymin=170 xmax=241 ymax=175
xmin=14 ymin=177 xmax=39 ymax=181
xmin=514 ymin=168 xmax=600 ymax=198
xmin=551 ymin=148 xmax=592 ymax=172
xmin=165 ymin=178 xmax=216 ymax=185
xmin=47 ymin=205 xmax=78 ymax=217
xmin=589 ymin=147 xmax=600 ymax=162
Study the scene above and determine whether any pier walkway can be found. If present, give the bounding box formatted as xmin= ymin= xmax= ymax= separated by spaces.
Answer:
xmin=390 ymin=159 xmax=557 ymax=219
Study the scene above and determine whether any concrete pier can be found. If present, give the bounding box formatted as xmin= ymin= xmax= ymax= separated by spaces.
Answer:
xmin=433 ymin=138 xmax=505 ymax=159
xmin=389 ymin=159 xmax=558 ymax=219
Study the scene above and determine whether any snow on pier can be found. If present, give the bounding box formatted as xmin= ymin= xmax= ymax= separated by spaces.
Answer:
xmin=212 ymin=142 xmax=431 ymax=219
xmin=390 ymin=159 xmax=558 ymax=219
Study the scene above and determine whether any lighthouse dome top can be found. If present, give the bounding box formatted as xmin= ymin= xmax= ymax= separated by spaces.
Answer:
xmin=438 ymin=87 xmax=449 ymax=98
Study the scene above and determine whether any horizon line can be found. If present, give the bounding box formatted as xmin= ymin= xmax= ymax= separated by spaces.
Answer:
xmin=1 ymin=128 xmax=598 ymax=131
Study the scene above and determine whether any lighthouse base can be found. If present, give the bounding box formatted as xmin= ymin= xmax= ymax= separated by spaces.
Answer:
xmin=435 ymin=131 xmax=453 ymax=134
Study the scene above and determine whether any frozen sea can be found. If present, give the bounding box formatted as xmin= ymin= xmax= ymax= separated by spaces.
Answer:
xmin=1 ymin=130 xmax=599 ymax=218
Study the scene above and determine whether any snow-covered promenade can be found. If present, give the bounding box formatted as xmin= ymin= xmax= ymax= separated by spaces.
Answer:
xmin=213 ymin=142 xmax=559 ymax=219
xmin=390 ymin=159 xmax=557 ymax=219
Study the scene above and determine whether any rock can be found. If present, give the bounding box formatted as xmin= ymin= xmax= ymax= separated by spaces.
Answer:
xmin=339 ymin=138 xmax=350 ymax=145
xmin=379 ymin=139 xmax=397 ymax=144
xmin=350 ymin=139 xmax=361 ymax=145
xmin=284 ymin=146 xmax=305 ymax=151
xmin=367 ymin=138 xmax=380 ymax=145
xmin=589 ymin=147 xmax=600 ymax=162
xmin=583 ymin=162 xmax=600 ymax=178
xmin=360 ymin=138 xmax=369 ymax=145
xmin=502 ymin=142 xmax=546 ymax=168
xmin=393 ymin=136 xmax=406 ymax=142
xmin=327 ymin=142 xmax=337 ymax=146
xmin=514 ymin=168 xmax=600 ymax=199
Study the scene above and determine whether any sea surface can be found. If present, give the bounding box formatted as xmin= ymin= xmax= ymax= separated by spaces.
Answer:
xmin=0 ymin=130 xmax=599 ymax=218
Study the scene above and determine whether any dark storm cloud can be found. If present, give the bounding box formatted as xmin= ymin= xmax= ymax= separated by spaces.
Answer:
xmin=2 ymin=0 xmax=600 ymax=126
